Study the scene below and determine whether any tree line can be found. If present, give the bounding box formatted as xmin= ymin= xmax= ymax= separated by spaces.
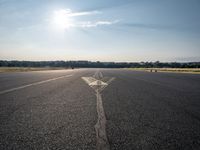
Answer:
xmin=0 ymin=60 xmax=199 ymax=68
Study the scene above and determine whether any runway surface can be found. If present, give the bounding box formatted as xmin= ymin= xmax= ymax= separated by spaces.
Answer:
xmin=0 ymin=69 xmax=200 ymax=150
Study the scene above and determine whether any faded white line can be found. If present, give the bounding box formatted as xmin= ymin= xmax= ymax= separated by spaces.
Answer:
xmin=99 ymin=72 xmax=103 ymax=79
xmin=93 ymin=70 xmax=99 ymax=78
xmin=0 ymin=74 xmax=73 ymax=95
xmin=95 ymin=90 xmax=110 ymax=150
xmin=100 ymin=77 xmax=115 ymax=92
xmin=106 ymin=77 xmax=115 ymax=85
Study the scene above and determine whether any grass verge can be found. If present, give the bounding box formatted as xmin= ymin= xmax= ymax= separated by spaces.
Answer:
xmin=0 ymin=67 xmax=69 ymax=73
xmin=128 ymin=68 xmax=200 ymax=74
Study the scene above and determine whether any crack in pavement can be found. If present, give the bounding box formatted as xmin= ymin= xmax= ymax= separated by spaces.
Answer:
xmin=82 ymin=70 xmax=115 ymax=150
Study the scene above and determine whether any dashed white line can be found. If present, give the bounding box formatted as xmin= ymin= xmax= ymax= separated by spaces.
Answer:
xmin=0 ymin=74 xmax=73 ymax=95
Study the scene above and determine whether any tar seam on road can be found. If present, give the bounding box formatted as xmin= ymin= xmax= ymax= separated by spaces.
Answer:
xmin=95 ymin=90 xmax=110 ymax=150
xmin=82 ymin=71 xmax=115 ymax=150
xmin=0 ymin=74 xmax=73 ymax=95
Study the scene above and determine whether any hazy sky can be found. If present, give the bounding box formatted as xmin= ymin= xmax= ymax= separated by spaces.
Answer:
xmin=0 ymin=0 xmax=200 ymax=62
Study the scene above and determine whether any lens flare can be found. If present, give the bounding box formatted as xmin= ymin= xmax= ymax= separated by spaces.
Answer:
xmin=53 ymin=9 xmax=74 ymax=29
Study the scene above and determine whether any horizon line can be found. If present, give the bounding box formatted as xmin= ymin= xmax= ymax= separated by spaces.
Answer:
xmin=0 ymin=60 xmax=199 ymax=63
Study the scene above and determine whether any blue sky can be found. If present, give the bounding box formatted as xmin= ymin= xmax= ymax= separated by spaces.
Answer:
xmin=0 ymin=0 xmax=200 ymax=62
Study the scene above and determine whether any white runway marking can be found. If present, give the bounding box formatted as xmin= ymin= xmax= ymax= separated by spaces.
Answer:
xmin=81 ymin=77 xmax=97 ymax=85
xmin=99 ymin=72 xmax=103 ymax=79
xmin=82 ymin=71 xmax=115 ymax=150
xmin=0 ymin=74 xmax=73 ymax=95
xmin=95 ymin=91 xmax=110 ymax=150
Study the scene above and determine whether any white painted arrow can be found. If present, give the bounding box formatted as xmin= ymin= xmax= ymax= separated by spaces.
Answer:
xmin=82 ymin=77 xmax=108 ymax=92
xmin=82 ymin=77 xmax=115 ymax=93
xmin=82 ymin=71 xmax=115 ymax=150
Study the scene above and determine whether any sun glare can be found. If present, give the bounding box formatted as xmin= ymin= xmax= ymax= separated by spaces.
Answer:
xmin=53 ymin=9 xmax=74 ymax=30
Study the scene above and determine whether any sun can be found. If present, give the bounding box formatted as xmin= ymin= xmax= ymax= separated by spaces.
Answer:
xmin=52 ymin=9 xmax=74 ymax=29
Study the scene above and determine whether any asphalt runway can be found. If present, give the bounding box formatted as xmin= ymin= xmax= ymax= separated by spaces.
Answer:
xmin=0 ymin=69 xmax=200 ymax=150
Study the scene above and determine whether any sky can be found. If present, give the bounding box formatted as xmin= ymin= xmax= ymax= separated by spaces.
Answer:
xmin=0 ymin=0 xmax=200 ymax=62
